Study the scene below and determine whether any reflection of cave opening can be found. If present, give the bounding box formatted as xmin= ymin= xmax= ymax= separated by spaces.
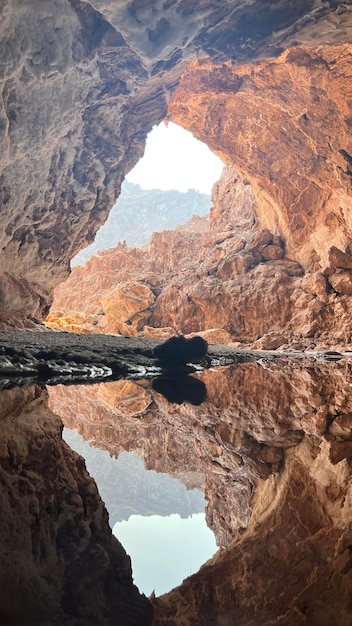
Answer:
xmin=64 ymin=427 xmax=217 ymax=596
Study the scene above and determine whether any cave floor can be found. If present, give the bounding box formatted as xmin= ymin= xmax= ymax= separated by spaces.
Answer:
xmin=0 ymin=330 xmax=348 ymax=392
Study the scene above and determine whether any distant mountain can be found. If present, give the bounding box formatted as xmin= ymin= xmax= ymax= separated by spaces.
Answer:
xmin=63 ymin=428 xmax=206 ymax=528
xmin=72 ymin=181 xmax=212 ymax=266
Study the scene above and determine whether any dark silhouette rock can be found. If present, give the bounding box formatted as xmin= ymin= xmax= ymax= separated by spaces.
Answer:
xmin=153 ymin=335 xmax=208 ymax=366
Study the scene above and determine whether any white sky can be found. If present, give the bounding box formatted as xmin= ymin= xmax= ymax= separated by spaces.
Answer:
xmin=126 ymin=121 xmax=224 ymax=194
xmin=113 ymin=512 xmax=217 ymax=596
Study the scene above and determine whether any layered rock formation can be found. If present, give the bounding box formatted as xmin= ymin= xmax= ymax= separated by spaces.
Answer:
xmin=168 ymin=44 xmax=352 ymax=270
xmin=48 ymin=163 xmax=352 ymax=348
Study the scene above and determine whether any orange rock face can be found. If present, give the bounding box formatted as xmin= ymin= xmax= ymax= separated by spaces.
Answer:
xmin=168 ymin=45 xmax=352 ymax=270
xmin=45 ymin=42 xmax=352 ymax=624
xmin=3 ymin=3 xmax=352 ymax=623
xmin=49 ymin=163 xmax=352 ymax=349
xmin=3 ymin=1 xmax=348 ymax=322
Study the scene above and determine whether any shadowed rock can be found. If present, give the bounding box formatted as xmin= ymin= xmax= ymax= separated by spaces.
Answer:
xmin=153 ymin=335 xmax=208 ymax=366
xmin=152 ymin=374 xmax=207 ymax=405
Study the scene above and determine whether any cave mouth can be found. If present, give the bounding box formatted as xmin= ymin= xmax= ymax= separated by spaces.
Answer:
xmin=2 ymin=0 xmax=352 ymax=622
xmin=71 ymin=120 xmax=224 ymax=267
xmin=126 ymin=120 xmax=223 ymax=195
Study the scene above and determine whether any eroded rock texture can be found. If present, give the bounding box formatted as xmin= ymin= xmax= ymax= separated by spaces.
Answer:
xmin=153 ymin=439 xmax=352 ymax=626
xmin=1 ymin=1 xmax=351 ymax=321
xmin=0 ymin=386 xmax=152 ymax=625
xmin=2 ymin=2 xmax=352 ymax=626
xmin=168 ymin=44 xmax=352 ymax=269
xmin=48 ymin=164 xmax=352 ymax=348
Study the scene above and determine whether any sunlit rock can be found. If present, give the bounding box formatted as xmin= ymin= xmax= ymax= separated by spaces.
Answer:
xmin=168 ymin=45 xmax=352 ymax=270
xmin=328 ymin=269 xmax=352 ymax=295
xmin=49 ymin=157 xmax=352 ymax=348
xmin=102 ymin=281 xmax=155 ymax=324
xmin=1 ymin=1 xmax=351 ymax=321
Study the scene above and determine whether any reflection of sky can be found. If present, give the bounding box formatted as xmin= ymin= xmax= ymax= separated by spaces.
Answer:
xmin=63 ymin=428 xmax=206 ymax=525
xmin=113 ymin=512 xmax=217 ymax=597
xmin=127 ymin=121 xmax=223 ymax=194
xmin=64 ymin=428 xmax=217 ymax=596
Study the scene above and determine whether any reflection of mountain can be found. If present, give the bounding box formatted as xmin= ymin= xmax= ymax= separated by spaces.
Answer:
xmin=72 ymin=181 xmax=211 ymax=266
xmin=63 ymin=428 xmax=206 ymax=528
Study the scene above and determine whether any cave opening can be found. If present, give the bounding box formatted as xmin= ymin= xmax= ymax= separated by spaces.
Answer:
xmin=126 ymin=120 xmax=223 ymax=194
xmin=63 ymin=427 xmax=217 ymax=597
xmin=71 ymin=120 xmax=224 ymax=266
xmin=48 ymin=120 xmax=224 ymax=597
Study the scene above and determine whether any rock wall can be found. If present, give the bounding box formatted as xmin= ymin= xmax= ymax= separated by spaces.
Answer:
xmin=2 ymin=2 xmax=352 ymax=625
xmin=1 ymin=1 xmax=351 ymax=321
xmin=168 ymin=44 xmax=352 ymax=269
xmin=48 ymin=164 xmax=352 ymax=348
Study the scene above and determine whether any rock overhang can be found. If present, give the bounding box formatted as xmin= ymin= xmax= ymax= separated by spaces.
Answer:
xmin=1 ymin=1 xmax=352 ymax=320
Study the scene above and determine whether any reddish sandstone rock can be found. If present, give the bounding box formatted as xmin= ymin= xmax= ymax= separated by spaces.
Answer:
xmin=188 ymin=328 xmax=233 ymax=345
xmin=328 ymin=246 xmax=352 ymax=270
xmin=102 ymin=281 xmax=155 ymax=323
xmin=329 ymin=413 xmax=352 ymax=440
xmin=47 ymin=151 xmax=352 ymax=351
xmin=143 ymin=325 xmax=176 ymax=339
xmin=301 ymin=271 xmax=329 ymax=302
xmin=328 ymin=269 xmax=352 ymax=296
xmin=210 ymin=166 xmax=257 ymax=232
xmin=168 ymin=45 xmax=352 ymax=271
xmin=329 ymin=440 xmax=352 ymax=464
xmin=3 ymin=4 xmax=352 ymax=626
xmin=49 ymin=163 xmax=352 ymax=349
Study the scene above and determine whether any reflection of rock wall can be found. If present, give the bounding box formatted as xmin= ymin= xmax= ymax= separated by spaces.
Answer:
xmin=153 ymin=439 xmax=352 ymax=625
xmin=0 ymin=387 xmax=152 ymax=624
xmin=49 ymin=357 xmax=352 ymax=551
xmin=64 ymin=430 xmax=206 ymax=527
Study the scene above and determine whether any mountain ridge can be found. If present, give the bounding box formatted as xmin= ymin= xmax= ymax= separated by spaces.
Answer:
xmin=72 ymin=181 xmax=212 ymax=266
